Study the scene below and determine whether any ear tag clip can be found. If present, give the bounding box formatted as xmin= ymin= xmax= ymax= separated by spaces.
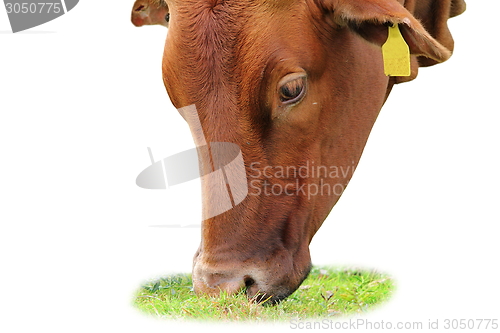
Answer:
xmin=382 ymin=24 xmax=411 ymax=77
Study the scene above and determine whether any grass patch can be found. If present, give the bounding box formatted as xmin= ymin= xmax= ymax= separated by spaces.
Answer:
xmin=133 ymin=266 xmax=395 ymax=321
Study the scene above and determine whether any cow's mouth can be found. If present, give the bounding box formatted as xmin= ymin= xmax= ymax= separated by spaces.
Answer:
xmin=247 ymin=265 xmax=312 ymax=305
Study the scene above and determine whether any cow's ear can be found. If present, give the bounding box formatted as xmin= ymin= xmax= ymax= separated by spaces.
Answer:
xmin=131 ymin=0 xmax=170 ymax=28
xmin=408 ymin=0 xmax=466 ymax=67
xmin=323 ymin=0 xmax=455 ymax=65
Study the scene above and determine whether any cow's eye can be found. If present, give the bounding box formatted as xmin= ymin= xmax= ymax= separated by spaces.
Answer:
xmin=279 ymin=74 xmax=306 ymax=104
xmin=165 ymin=13 xmax=170 ymax=23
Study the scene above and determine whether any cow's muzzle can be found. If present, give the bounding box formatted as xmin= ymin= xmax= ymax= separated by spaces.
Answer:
xmin=192 ymin=258 xmax=311 ymax=304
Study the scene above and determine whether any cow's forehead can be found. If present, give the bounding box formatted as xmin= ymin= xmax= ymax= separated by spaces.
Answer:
xmin=168 ymin=0 xmax=294 ymax=9
xmin=168 ymin=1 xmax=319 ymax=67
xmin=163 ymin=0 xmax=327 ymax=111
xmin=170 ymin=0 xmax=313 ymax=37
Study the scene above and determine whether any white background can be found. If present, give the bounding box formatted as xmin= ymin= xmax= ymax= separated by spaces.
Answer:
xmin=0 ymin=1 xmax=498 ymax=332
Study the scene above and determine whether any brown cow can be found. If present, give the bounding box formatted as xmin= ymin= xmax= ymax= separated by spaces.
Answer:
xmin=132 ymin=0 xmax=465 ymax=303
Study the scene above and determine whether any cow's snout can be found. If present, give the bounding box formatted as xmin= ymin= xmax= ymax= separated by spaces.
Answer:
xmin=191 ymin=269 xmax=247 ymax=297
xmin=192 ymin=252 xmax=311 ymax=304
xmin=192 ymin=269 xmax=284 ymax=304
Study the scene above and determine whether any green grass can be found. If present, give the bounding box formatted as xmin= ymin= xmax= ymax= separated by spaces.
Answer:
xmin=133 ymin=266 xmax=395 ymax=321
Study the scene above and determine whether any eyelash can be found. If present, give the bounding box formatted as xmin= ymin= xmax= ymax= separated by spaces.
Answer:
xmin=279 ymin=76 xmax=306 ymax=104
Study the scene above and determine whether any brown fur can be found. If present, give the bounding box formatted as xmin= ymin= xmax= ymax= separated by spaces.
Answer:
xmin=131 ymin=0 xmax=169 ymax=27
xmin=132 ymin=0 xmax=465 ymax=303
xmin=407 ymin=0 xmax=466 ymax=66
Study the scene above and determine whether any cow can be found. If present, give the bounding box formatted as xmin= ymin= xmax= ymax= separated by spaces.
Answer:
xmin=131 ymin=0 xmax=466 ymax=304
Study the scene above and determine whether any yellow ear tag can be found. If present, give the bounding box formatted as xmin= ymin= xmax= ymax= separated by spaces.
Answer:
xmin=382 ymin=24 xmax=411 ymax=77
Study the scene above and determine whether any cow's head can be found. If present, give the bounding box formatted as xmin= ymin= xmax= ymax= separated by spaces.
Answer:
xmin=133 ymin=0 xmax=464 ymax=303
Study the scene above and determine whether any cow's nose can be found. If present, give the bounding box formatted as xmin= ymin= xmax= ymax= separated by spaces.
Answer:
xmin=192 ymin=269 xmax=249 ymax=297
xmin=192 ymin=267 xmax=287 ymax=304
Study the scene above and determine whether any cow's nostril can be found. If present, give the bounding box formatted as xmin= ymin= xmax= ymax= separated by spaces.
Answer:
xmin=244 ymin=276 xmax=255 ymax=288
